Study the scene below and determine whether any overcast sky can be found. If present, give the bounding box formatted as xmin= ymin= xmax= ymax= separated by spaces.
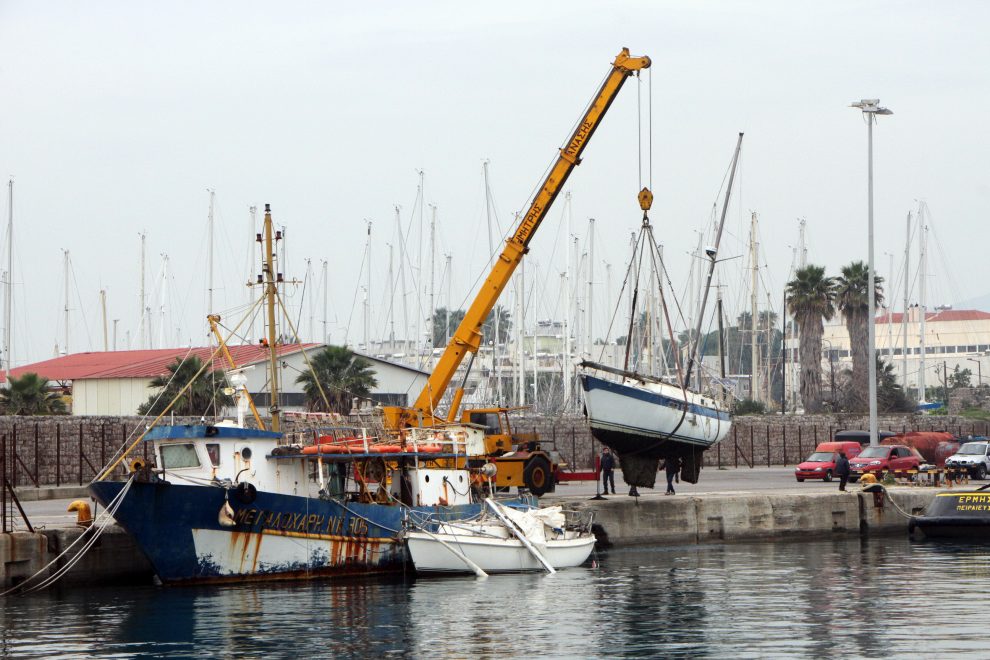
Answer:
xmin=1 ymin=1 xmax=988 ymax=367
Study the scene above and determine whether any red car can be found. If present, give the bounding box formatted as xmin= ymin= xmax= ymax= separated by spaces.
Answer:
xmin=849 ymin=445 xmax=923 ymax=481
xmin=795 ymin=442 xmax=863 ymax=482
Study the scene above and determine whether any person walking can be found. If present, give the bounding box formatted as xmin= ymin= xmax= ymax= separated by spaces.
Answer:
xmin=835 ymin=450 xmax=851 ymax=492
xmin=663 ymin=456 xmax=681 ymax=495
xmin=600 ymin=447 xmax=616 ymax=495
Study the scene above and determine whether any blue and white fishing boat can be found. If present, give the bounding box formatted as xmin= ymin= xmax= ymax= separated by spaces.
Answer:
xmin=89 ymin=204 xmax=526 ymax=584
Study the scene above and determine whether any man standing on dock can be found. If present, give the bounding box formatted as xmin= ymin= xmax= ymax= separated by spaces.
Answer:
xmin=836 ymin=450 xmax=851 ymax=492
xmin=601 ymin=447 xmax=616 ymax=495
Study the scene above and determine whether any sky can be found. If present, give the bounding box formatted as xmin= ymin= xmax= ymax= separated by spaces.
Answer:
xmin=1 ymin=0 xmax=988 ymax=368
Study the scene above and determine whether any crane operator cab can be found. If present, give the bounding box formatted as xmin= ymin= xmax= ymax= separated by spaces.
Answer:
xmin=462 ymin=407 xmax=555 ymax=496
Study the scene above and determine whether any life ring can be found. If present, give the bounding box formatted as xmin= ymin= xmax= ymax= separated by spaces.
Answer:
xmin=129 ymin=458 xmax=147 ymax=473
xmin=235 ymin=481 xmax=258 ymax=504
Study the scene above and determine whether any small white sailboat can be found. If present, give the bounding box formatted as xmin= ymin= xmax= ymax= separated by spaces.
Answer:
xmin=404 ymin=500 xmax=596 ymax=575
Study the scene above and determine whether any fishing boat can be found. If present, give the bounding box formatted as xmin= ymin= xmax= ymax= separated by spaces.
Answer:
xmin=88 ymin=204 xmax=528 ymax=584
xmin=909 ymin=489 xmax=990 ymax=539
xmin=579 ymin=136 xmax=743 ymax=488
xmin=404 ymin=499 xmax=595 ymax=575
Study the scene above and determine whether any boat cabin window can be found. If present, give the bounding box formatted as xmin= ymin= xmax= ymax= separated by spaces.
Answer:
xmin=160 ymin=443 xmax=201 ymax=469
xmin=468 ymin=412 xmax=502 ymax=436
xmin=206 ymin=443 xmax=221 ymax=467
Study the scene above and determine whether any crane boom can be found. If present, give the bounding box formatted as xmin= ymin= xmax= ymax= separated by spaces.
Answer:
xmin=384 ymin=48 xmax=650 ymax=429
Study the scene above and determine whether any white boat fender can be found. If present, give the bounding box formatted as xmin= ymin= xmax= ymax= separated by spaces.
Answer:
xmin=218 ymin=497 xmax=236 ymax=528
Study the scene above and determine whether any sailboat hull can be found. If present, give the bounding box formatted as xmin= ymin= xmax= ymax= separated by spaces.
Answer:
xmin=580 ymin=374 xmax=731 ymax=479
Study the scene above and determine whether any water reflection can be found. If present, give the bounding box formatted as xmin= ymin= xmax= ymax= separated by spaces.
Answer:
xmin=4 ymin=538 xmax=990 ymax=657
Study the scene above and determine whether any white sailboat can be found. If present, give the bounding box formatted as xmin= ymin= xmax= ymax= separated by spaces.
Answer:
xmin=579 ymin=135 xmax=743 ymax=488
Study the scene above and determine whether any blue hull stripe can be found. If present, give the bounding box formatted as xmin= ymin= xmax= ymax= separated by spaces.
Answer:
xmin=581 ymin=374 xmax=730 ymax=422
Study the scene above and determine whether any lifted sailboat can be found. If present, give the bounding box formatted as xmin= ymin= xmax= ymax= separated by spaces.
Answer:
xmin=579 ymin=135 xmax=743 ymax=488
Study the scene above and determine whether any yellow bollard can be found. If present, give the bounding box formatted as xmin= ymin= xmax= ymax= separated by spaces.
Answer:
xmin=67 ymin=500 xmax=93 ymax=528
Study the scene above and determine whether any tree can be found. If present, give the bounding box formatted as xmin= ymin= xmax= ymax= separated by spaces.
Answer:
xmin=834 ymin=261 xmax=884 ymax=411
xmin=432 ymin=307 xmax=466 ymax=347
xmin=138 ymin=356 xmax=234 ymax=416
xmin=481 ymin=305 xmax=512 ymax=344
xmin=876 ymin=357 xmax=913 ymax=413
xmin=0 ymin=372 xmax=67 ymax=415
xmin=295 ymin=345 xmax=378 ymax=414
xmin=786 ymin=265 xmax=836 ymax=413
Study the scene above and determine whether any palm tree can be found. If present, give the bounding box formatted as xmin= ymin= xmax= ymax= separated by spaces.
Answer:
xmin=296 ymin=345 xmax=378 ymax=414
xmin=138 ymin=356 xmax=234 ymax=416
xmin=0 ymin=372 xmax=67 ymax=415
xmin=786 ymin=265 xmax=836 ymax=413
xmin=834 ymin=261 xmax=884 ymax=411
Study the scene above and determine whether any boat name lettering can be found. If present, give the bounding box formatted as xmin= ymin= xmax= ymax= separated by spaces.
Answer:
xmin=233 ymin=508 xmax=368 ymax=536
xmin=956 ymin=495 xmax=990 ymax=504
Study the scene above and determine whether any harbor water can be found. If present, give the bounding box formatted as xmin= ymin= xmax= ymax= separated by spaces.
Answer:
xmin=3 ymin=536 xmax=989 ymax=658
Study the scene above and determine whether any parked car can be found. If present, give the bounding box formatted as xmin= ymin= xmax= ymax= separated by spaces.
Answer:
xmin=945 ymin=440 xmax=990 ymax=479
xmin=848 ymin=445 xmax=923 ymax=482
xmin=795 ymin=442 xmax=863 ymax=482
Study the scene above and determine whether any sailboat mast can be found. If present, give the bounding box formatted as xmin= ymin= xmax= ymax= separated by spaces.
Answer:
xmin=100 ymin=289 xmax=108 ymax=351
xmin=321 ymin=259 xmax=328 ymax=343
xmin=139 ymin=232 xmax=146 ymax=349
xmin=4 ymin=179 xmax=12 ymax=376
xmin=207 ymin=189 xmax=215 ymax=314
xmin=902 ymin=211 xmax=911 ymax=392
xmin=750 ymin=212 xmax=760 ymax=402
xmin=562 ymin=192 xmax=572 ymax=410
xmin=587 ymin=218 xmax=595 ymax=355
xmin=429 ymin=203 xmax=436 ymax=354
xmin=63 ymin=249 xmax=70 ymax=354
xmin=918 ymin=207 xmax=928 ymax=402
xmin=683 ymin=132 xmax=743 ymax=386
xmin=263 ymin=204 xmax=281 ymax=432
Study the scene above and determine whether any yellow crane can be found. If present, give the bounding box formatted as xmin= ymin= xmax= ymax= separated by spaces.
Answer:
xmin=382 ymin=48 xmax=651 ymax=494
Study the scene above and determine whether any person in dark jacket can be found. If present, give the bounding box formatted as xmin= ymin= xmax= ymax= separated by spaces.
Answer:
xmin=663 ymin=457 xmax=681 ymax=495
xmin=835 ymin=450 xmax=851 ymax=491
xmin=600 ymin=447 xmax=616 ymax=494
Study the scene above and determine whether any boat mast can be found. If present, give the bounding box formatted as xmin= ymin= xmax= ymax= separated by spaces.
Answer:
xmin=4 ymin=179 xmax=12 ymax=377
xmin=63 ymin=249 xmax=70 ymax=354
xmin=100 ymin=289 xmax=108 ymax=351
xmin=902 ymin=210 xmax=911 ymax=392
xmin=160 ymin=253 xmax=168 ymax=348
xmin=683 ymin=133 xmax=743 ymax=387
xmin=429 ymin=203 xmax=437 ymax=355
xmin=207 ymin=189 xmax=215 ymax=315
xmin=321 ymin=259 xmax=328 ymax=343
xmin=139 ymin=232 xmax=147 ymax=349
xmin=918 ymin=206 xmax=927 ymax=402
xmin=562 ymin=192 xmax=571 ymax=410
xmin=262 ymin=204 xmax=282 ymax=432
xmin=365 ymin=220 xmax=372 ymax=352
xmin=415 ymin=170 xmax=424 ymax=360
xmin=587 ymin=218 xmax=595 ymax=357
xmin=750 ymin=212 xmax=760 ymax=403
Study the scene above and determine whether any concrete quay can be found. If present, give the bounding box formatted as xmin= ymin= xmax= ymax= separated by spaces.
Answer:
xmin=550 ymin=487 xmax=934 ymax=547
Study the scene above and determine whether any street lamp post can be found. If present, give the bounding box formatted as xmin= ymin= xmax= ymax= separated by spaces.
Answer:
xmin=851 ymin=99 xmax=892 ymax=446
xmin=968 ymin=357 xmax=982 ymax=386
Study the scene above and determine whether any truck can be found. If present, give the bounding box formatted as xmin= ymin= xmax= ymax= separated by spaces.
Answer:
xmin=381 ymin=48 xmax=651 ymax=495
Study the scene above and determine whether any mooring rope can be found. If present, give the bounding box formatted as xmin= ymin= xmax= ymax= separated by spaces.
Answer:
xmin=1 ymin=475 xmax=135 ymax=597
